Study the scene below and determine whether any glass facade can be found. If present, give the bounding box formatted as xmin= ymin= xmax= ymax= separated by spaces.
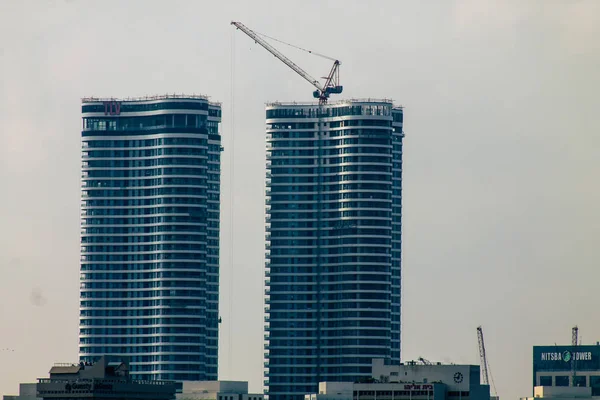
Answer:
xmin=264 ymin=101 xmax=404 ymax=400
xmin=79 ymin=96 xmax=222 ymax=382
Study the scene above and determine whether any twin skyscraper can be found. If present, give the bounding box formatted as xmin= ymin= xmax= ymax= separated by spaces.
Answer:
xmin=79 ymin=95 xmax=404 ymax=400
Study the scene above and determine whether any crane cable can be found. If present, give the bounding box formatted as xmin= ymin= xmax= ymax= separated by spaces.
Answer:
xmin=253 ymin=30 xmax=338 ymax=62
xmin=488 ymin=357 xmax=498 ymax=397
xmin=228 ymin=27 xmax=235 ymax=379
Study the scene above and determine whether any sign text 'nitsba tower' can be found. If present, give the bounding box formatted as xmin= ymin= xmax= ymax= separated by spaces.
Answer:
xmin=265 ymin=100 xmax=404 ymax=400
xmin=79 ymin=95 xmax=222 ymax=382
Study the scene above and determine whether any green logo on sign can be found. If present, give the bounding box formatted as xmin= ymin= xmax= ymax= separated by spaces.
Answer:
xmin=563 ymin=351 xmax=572 ymax=362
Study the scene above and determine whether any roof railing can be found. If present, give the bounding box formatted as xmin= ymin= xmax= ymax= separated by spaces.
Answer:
xmin=81 ymin=94 xmax=220 ymax=104
xmin=266 ymin=98 xmax=398 ymax=107
xmin=37 ymin=378 xmax=174 ymax=385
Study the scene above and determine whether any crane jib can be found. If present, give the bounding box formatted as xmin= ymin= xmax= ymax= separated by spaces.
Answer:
xmin=231 ymin=21 xmax=343 ymax=104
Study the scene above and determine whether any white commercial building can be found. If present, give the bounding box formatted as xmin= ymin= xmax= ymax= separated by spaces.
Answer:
xmin=305 ymin=359 xmax=491 ymax=400
xmin=177 ymin=381 xmax=263 ymax=400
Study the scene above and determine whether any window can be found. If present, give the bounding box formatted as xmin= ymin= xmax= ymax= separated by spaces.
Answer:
xmin=539 ymin=376 xmax=552 ymax=386
xmin=555 ymin=376 xmax=569 ymax=387
xmin=590 ymin=376 xmax=600 ymax=396
xmin=574 ymin=376 xmax=587 ymax=387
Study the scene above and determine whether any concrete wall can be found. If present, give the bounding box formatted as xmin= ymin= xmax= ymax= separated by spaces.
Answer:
xmin=177 ymin=381 xmax=262 ymax=400
xmin=19 ymin=384 xmax=37 ymax=398
xmin=181 ymin=382 xmax=249 ymax=395
xmin=2 ymin=383 xmax=40 ymax=400
xmin=535 ymin=386 xmax=592 ymax=398
xmin=318 ymin=383 xmax=353 ymax=395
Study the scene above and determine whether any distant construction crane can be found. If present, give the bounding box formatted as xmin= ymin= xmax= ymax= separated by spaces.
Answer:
xmin=231 ymin=21 xmax=343 ymax=104
xmin=572 ymin=326 xmax=579 ymax=386
xmin=477 ymin=326 xmax=497 ymax=397
xmin=418 ymin=357 xmax=433 ymax=365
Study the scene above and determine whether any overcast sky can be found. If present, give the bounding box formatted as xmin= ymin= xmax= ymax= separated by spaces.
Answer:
xmin=1 ymin=1 xmax=599 ymax=399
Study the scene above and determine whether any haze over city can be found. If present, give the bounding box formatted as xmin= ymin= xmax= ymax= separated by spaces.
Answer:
xmin=1 ymin=2 xmax=599 ymax=400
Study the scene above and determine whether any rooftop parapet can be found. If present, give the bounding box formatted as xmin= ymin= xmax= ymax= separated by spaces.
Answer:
xmin=82 ymin=94 xmax=221 ymax=106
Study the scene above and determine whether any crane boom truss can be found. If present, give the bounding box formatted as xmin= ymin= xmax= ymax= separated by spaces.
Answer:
xmin=477 ymin=326 xmax=490 ymax=386
xmin=231 ymin=22 xmax=323 ymax=92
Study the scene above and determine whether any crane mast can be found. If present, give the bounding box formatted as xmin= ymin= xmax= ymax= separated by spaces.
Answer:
xmin=572 ymin=326 xmax=579 ymax=386
xmin=231 ymin=21 xmax=342 ymax=104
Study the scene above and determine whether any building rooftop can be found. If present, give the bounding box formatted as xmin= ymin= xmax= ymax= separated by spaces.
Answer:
xmin=48 ymin=366 xmax=81 ymax=374
xmin=36 ymin=356 xmax=176 ymax=400
xmin=45 ymin=357 xmax=129 ymax=380
xmin=82 ymin=94 xmax=221 ymax=106
xmin=266 ymin=98 xmax=401 ymax=107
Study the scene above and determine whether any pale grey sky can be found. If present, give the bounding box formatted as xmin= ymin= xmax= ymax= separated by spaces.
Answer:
xmin=0 ymin=1 xmax=599 ymax=399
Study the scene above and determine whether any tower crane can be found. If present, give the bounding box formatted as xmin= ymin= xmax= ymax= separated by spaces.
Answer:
xmin=418 ymin=357 xmax=433 ymax=365
xmin=231 ymin=21 xmax=343 ymax=104
xmin=477 ymin=326 xmax=497 ymax=397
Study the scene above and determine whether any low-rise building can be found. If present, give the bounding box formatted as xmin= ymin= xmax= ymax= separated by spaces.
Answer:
xmin=36 ymin=356 xmax=176 ymax=400
xmin=533 ymin=345 xmax=600 ymax=392
xmin=3 ymin=383 xmax=40 ymax=400
xmin=305 ymin=359 xmax=491 ymax=400
xmin=177 ymin=381 xmax=263 ymax=400
xmin=519 ymin=344 xmax=600 ymax=400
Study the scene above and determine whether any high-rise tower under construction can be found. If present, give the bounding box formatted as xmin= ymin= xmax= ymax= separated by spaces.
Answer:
xmin=264 ymin=99 xmax=404 ymax=400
